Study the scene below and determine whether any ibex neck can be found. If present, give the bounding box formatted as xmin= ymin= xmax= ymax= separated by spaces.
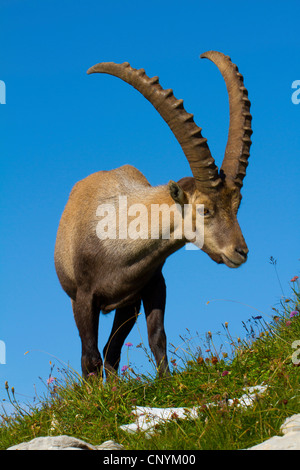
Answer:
xmin=96 ymin=184 xmax=187 ymax=267
xmin=123 ymin=184 xmax=186 ymax=243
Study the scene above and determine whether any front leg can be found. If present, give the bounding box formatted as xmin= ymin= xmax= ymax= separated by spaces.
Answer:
xmin=141 ymin=271 xmax=170 ymax=377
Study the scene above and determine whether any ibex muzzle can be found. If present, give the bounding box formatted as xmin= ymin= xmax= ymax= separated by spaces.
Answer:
xmin=55 ymin=51 xmax=252 ymax=378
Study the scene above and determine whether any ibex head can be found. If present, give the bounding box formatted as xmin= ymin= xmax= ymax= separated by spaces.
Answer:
xmin=87 ymin=51 xmax=252 ymax=268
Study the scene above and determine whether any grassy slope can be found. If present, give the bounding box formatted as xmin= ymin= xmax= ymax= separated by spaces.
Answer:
xmin=1 ymin=278 xmax=299 ymax=450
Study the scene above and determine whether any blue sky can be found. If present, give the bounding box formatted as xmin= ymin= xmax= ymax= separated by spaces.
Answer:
xmin=1 ymin=0 xmax=299 ymax=413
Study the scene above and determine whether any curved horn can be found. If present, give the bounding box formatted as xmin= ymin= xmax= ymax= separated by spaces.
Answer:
xmin=87 ymin=62 xmax=222 ymax=192
xmin=200 ymin=51 xmax=252 ymax=190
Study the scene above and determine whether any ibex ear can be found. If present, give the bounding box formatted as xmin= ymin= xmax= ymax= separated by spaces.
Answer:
xmin=168 ymin=181 xmax=187 ymax=205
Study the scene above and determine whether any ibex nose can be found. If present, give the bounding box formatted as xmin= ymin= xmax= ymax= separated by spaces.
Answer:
xmin=235 ymin=246 xmax=249 ymax=261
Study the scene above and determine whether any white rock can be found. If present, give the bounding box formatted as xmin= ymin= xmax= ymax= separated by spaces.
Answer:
xmin=248 ymin=414 xmax=300 ymax=450
xmin=280 ymin=414 xmax=300 ymax=435
xmin=228 ymin=385 xmax=268 ymax=408
xmin=7 ymin=435 xmax=124 ymax=451
xmin=120 ymin=406 xmax=199 ymax=437
xmin=96 ymin=440 xmax=124 ymax=450
xmin=7 ymin=435 xmax=97 ymax=450
xmin=248 ymin=432 xmax=300 ymax=450
xmin=120 ymin=385 xmax=268 ymax=436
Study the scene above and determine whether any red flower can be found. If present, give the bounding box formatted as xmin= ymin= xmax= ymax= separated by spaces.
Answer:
xmin=291 ymin=276 xmax=299 ymax=282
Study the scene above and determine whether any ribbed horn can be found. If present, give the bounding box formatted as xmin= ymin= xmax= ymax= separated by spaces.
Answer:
xmin=200 ymin=51 xmax=252 ymax=190
xmin=87 ymin=62 xmax=222 ymax=191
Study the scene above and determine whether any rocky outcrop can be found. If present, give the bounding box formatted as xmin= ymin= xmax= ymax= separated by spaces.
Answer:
xmin=6 ymin=403 xmax=300 ymax=450
xmin=248 ymin=414 xmax=300 ymax=450
xmin=7 ymin=436 xmax=124 ymax=450
xmin=120 ymin=385 xmax=268 ymax=437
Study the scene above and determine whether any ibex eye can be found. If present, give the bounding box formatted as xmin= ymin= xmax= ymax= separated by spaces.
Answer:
xmin=203 ymin=208 xmax=210 ymax=216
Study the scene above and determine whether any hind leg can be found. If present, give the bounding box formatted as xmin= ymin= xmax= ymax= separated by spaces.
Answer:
xmin=72 ymin=290 xmax=102 ymax=377
xmin=103 ymin=301 xmax=141 ymax=378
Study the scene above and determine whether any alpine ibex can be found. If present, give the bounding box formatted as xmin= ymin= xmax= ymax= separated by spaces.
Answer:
xmin=54 ymin=51 xmax=252 ymax=378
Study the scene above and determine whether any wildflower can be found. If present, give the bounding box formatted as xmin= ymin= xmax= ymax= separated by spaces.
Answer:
xmin=211 ymin=356 xmax=218 ymax=365
xmin=207 ymin=331 xmax=212 ymax=339
xmin=197 ymin=356 xmax=204 ymax=365
xmin=47 ymin=377 xmax=55 ymax=385
xmin=87 ymin=372 xmax=95 ymax=377
xmin=224 ymin=322 xmax=229 ymax=329
xmin=121 ymin=365 xmax=128 ymax=373
xmin=273 ymin=316 xmax=280 ymax=322
xmin=222 ymin=371 xmax=229 ymax=377
xmin=111 ymin=386 xmax=117 ymax=392
xmin=222 ymin=352 xmax=228 ymax=359
xmin=286 ymin=320 xmax=292 ymax=327
xmin=291 ymin=276 xmax=299 ymax=282
xmin=290 ymin=311 xmax=298 ymax=318
xmin=125 ymin=342 xmax=133 ymax=347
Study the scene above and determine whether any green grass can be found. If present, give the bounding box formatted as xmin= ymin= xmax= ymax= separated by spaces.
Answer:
xmin=1 ymin=275 xmax=299 ymax=450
